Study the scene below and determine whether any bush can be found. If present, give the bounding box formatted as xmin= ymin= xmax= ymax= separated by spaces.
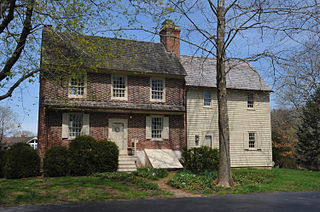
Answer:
xmin=133 ymin=168 xmax=168 ymax=180
xmin=0 ymin=150 xmax=7 ymax=178
xmin=181 ymin=146 xmax=219 ymax=172
xmin=44 ymin=146 xmax=70 ymax=177
xmin=168 ymin=170 xmax=217 ymax=193
xmin=4 ymin=143 xmax=40 ymax=179
xmin=94 ymin=140 xmax=119 ymax=172
xmin=69 ymin=136 xmax=97 ymax=176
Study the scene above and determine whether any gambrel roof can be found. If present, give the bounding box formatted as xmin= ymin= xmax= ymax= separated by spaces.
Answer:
xmin=41 ymin=28 xmax=186 ymax=76
xmin=181 ymin=55 xmax=272 ymax=91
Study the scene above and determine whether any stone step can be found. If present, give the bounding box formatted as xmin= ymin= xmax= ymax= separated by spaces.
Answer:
xmin=118 ymin=155 xmax=137 ymax=172
xmin=118 ymin=164 xmax=137 ymax=168
xmin=118 ymin=156 xmax=137 ymax=161
xmin=119 ymin=160 xmax=136 ymax=165
xmin=118 ymin=168 xmax=137 ymax=172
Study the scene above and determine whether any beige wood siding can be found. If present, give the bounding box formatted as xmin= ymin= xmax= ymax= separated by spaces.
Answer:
xmin=187 ymin=88 xmax=272 ymax=168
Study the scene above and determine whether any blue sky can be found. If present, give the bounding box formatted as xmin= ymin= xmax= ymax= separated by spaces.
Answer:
xmin=3 ymin=0 xmax=306 ymax=135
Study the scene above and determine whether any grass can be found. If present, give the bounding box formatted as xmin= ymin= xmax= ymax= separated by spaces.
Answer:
xmin=0 ymin=172 xmax=171 ymax=207
xmin=168 ymin=168 xmax=320 ymax=195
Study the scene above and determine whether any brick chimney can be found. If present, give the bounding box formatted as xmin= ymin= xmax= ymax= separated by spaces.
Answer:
xmin=160 ymin=20 xmax=181 ymax=60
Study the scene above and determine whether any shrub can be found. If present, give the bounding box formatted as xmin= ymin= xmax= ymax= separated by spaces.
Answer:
xmin=0 ymin=150 xmax=7 ymax=178
xmin=44 ymin=146 xmax=70 ymax=177
xmin=4 ymin=143 xmax=40 ymax=179
xmin=181 ymin=146 xmax=219 ymax=172
xmin=168 ymin=170 xmax=217 ymax=193
xmin=133 ymin=168 xmax=168 ymax=180
xmin=69 ymin=135 xmax=97 ymax=176
xmin=94 ymin=140 xmax=119 ymax=172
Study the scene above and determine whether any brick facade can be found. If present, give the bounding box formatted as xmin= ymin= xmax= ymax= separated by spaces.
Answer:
xmin=38 ymin=71 xmax=186 ymax=157
xmin=43 ymin=72 xmax=184 ymax=106
xmin=42 ymin=111 xmax=185 ymax=151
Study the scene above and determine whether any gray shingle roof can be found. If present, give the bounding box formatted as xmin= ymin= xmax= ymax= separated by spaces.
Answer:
xmin=181 ymin=55 xmax=272 ymax=91
xmin=41 ymin=28 xmax=186 ymax=76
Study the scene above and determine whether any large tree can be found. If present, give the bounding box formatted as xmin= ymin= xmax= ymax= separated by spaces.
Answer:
xmin=0 ymin=106 xmax=18 ymax=142
xmin=296 ymin=89 xmax=320 ymax=170
xmin=0 ymin=0 xmax=133 ymax=101
xmin=128 ymin=0 xmax=320 ymax=186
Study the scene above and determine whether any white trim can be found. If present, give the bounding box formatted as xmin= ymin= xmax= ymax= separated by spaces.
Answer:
xmin=150 ymin=78 xmax=166 ymax=102
xmin=68 ymin=74 xmax=87 ymax=98
xmin=111 ymin=75 xmax=128 ymax=101
xmin=108 ymin=119 xmax=128 ymax=155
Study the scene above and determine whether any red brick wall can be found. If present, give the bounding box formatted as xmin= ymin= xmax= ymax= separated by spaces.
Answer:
xmin=44 ymin=111 xmax=185 ymax=151
xmin=43 ymin=72 xmax=184 ymax=106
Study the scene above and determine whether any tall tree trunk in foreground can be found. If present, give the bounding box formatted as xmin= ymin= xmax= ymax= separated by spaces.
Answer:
xmin=216 ymin=0 xmax=234 ymax=187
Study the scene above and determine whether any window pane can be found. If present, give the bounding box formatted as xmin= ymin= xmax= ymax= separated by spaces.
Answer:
xmin=204 ymin=91 xmax=211 ymax=106
xmin=249 ymin=132 xmax=255 ymax=148
xmin=151 ymin=79 xmax=164 ymax=100
xmin=113 ymin=76 xmax=126 ymax=97
xmin=69 ymin=114 xmax=83 ymax=137
xmin=151 ymin=117 xmax=162 ymax=138
xmin=69 ymin=76 xmax=85 ymax=96
xmin=248 ymin=94 xmax=254 ymax=108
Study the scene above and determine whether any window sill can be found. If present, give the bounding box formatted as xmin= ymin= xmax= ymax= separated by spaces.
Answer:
xmin=150 ymin=99 xmax=165 ymax=103
xmin=203 ymin=105 xmax=213 ymax=108
xmin=111 ymin=97 xmax=128 ymax=101
xmin=68 ymin=95 xmax=86 ymax=99
xmin=245 ymin=148 xmax=261 ymax=151
xmin=247 ymin=108 xmax=255 ymax=111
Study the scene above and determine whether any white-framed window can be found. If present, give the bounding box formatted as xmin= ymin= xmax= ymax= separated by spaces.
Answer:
xmin=68 ymin=74 xmax=87 ymax=98
xmin=112 ymin=75 xmax=127 ymax=100
xmin=150 ymin=78 xmax=165 ymax=102
xmin=152 ymin=116 xmax=163 ymax=139
xmin=146 ymin=115 xmax=169 ymax=140
xmin=28 ymin=139 xmax=38 ymax=150
xmin=62 ymin=113 xmax=90 ymax=139
xmin=204 ymin=91 xmax=211 ymax=106
xmin=249 ymin=132 xmax=255 ymax=148
xmin=247 ymin=93 xmax=254 ymax=108
xmin=69 ymin=113 xmax=83 ymax=138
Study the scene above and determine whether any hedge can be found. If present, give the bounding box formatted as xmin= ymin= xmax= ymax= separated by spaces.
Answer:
xmin=181 ymin=146 xmax=219 ymax=172
xmin=44 ymin=146 xmax=70 ymax=177
xmin=4 ymin=143 xmax=40 ymax=179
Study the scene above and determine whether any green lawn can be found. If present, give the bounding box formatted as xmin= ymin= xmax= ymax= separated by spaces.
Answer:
xmin=233 ymin=168 xmax=320 ymax=194
xmin=168 ymin=168 xmax=320 ymax=195
xmin=0 ymin=172 xmax=171 ymax=207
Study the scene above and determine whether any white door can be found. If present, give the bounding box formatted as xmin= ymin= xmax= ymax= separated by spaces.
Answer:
xmin=109 ymin=119 xmax=128 ymax=155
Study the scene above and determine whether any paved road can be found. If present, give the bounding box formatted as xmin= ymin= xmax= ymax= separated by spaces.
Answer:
xmin=1 ymin=192 xmax=320 ymax=212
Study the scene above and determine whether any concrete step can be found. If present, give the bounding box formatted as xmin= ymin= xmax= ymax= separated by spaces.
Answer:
xmin=118 ymin=168 xmax=137 ymax=172
xmin=119 ymin=160 xmax=136 ymax=165
xmin=118 ymin=155 xmax=137 ymax=172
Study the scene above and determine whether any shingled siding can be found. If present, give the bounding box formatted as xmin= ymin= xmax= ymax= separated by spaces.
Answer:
xmin=43 ymin=110 xmax=185 ymax=152
xmin=187 ymin=88 xmax=272 ymax=168
xmin=43 ymin=72 xmax=184 ymax=106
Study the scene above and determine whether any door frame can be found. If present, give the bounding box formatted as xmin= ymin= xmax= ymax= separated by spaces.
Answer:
xmin=108 ymin=119 xmax=128 ymax=155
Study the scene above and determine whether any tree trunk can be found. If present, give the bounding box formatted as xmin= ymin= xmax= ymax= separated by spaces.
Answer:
xmin=216 ymin=0 xmax=234 ymax=187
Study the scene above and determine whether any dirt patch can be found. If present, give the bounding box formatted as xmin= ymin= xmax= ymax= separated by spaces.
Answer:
xmin=155 ymin=172 xmax=201 ymax=198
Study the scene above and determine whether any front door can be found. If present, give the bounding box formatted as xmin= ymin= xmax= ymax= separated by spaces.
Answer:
xmin=108 ymin=119 xmax=128 ymax=155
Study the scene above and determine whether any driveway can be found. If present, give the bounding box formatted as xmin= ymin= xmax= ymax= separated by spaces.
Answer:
xmin=1 ymin=192 xmax=320 ymax=212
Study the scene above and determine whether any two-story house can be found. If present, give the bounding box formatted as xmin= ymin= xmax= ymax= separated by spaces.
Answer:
xmin=38 ymin=20 xmax=273 ymax=170
xmin=38 ymin=22 xmax=186 ymax=170
xmin=182 ymin=56 xmax=273 ymax=168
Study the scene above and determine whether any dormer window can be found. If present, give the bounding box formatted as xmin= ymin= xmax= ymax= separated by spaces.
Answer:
xmin=68 ymin=74 xmax=86 ymax=98
xmin=112 ymin=75 xmax=127 ymax=100
xmin=150 ymin=78 xmax=165 ymax=102
xmin=247 ymin=93 xmax=254 ymax=108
